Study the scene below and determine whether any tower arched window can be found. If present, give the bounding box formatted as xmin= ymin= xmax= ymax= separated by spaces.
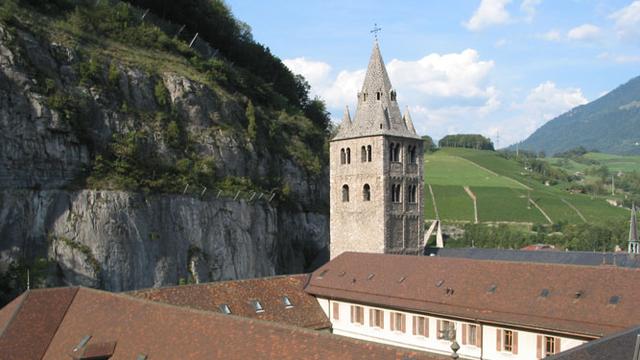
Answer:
xmin=408 ymin=185 xmax=417 ymax=203
xmin=361 ymin=146 xmax=367 ymax=162
xmin=391 ymin=184 xmax=402 ymax=203
xmin=392 ymin=144 xmax=401 ymax=162
xmin=363 ymin=184 xmax=371 ymax=201
xmin=389 ymin=143 xmax=395 ymax=162
xmin=367 ymin=145 xmax=372 ymax=162
xmin=409 ymin=146 xmax=417 ymax=164
xmin=340 ymin=148 xmax=346 ymax=165
xmin=346 ymin=148 xmax=351 ymax=164
xmin=342 ymin=185 xmax=349 ymax=202
xmin=376 ymin=92 xmax=381 ymax=100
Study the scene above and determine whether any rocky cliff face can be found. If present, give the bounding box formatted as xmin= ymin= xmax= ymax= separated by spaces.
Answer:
xmin=0 ymin=22 xmax=329 ymax=296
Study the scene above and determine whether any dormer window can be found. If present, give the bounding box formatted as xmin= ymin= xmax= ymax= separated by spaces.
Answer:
xmin=219 ymin=304 xmax=232 ymax=314
xmin=390 ymin=90 xmax=397 ymax=101
xmin=376 ymin=92 xmax=381 ymax=100
xmin=282 ymin=296 xmax=294 ymax=308
xmin=363 ymin=93 xmax=368 ymax=101
xmin=250 ymin=300 xmax=264 ymax=313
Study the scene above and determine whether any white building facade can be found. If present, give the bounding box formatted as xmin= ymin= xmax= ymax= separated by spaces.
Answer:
xmin=316 ymin=298 xmax=586 ymax=360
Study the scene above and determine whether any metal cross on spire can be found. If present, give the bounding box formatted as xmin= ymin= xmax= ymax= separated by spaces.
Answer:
xmin=370 ymin=23 xmax=382 ymax=40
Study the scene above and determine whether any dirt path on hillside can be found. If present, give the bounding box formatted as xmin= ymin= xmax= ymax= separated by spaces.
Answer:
xmin=456 ymin=156 xmax=533 ymax=191
xmin=463 ymin=186 xmax=479 ymax=223
xmin=529 ymin=198 xmax=553 ymax=224
xmin=561 ymin=198 xmax=587 ymax=222
xmin=428 ymin=184 xmax=439 ymax=219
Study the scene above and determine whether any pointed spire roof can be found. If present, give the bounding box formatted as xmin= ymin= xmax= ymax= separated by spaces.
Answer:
xmin=402 ymin=107 xmax=417 ymax=135
xmin=333 ymin=41 xmax=421 ymax=141
xmin=342 ymin=105 xmax=352 ymax=124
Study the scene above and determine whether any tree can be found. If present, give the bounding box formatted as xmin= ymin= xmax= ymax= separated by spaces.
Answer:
xmin=422 ymin=135 xmax=436 ymax=153
xmin=438 ymin=134 xmax=495 ymax=150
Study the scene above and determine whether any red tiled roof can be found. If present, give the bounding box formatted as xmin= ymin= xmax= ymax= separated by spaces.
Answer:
xmin=0 ymin=293 xmax=26 ymax=334
xmin=28 ymin=287 xmax=444 ymax=360
xmin=128 ymin=274 xmax=330 ymax=330
xmin=305 ymin=252 xmax=640 ymax=337
xmin=0 ymin=288 xmax=78 ymax=360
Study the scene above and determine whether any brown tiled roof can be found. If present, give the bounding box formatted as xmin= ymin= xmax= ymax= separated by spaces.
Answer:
xmin=305 ymin=252 xmax=640 ymax=337
xmin=128 ymin=274 xmax=330 ymax=330
xmin=32 ymin=287 xmax=445 ymax=360
xmin=0 ymin=287 xmax=78 ymax=360
xmin=547 ymin=325 xmax=640 ymax=360
xmin=0 ymin=293 xmax=25 ymax=334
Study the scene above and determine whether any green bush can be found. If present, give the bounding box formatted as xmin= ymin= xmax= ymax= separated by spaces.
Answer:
xmin=154 ymin=81 xmax=170 ymax=108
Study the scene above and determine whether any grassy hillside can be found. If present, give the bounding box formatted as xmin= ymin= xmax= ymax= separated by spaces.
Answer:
xmin=424 ymin=148 xmax=628 ymax=224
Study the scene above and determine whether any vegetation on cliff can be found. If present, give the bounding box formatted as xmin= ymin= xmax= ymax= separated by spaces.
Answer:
xmin=0 ymin=0 xmax=331 ymax=200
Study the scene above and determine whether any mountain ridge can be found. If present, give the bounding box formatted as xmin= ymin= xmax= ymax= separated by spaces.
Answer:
xmin=513 ymin=75 xmax=640 ymax=156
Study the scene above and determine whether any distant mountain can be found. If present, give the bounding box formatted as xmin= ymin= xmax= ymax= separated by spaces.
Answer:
xmin=513 ymin=75 xmax=640 ymax=156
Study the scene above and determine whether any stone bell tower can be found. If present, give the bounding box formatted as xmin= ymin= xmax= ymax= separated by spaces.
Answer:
xmin=329 ymin=41 xmax=424 ymax=259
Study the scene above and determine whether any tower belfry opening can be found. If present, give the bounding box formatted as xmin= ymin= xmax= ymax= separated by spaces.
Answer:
xmin=329 ymin=41 xmax=424 ymax=259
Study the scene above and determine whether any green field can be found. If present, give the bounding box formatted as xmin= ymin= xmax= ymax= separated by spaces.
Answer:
xmin=424 ymin=148 xmax=628 ymax=224
xmin=584 ymin=153 xmax=640 ymax=172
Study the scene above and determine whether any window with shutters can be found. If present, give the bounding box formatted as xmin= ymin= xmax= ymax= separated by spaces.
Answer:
xmin=350 ymin=305 xmax=364 ymax=325
xmin=497 ymin=329 xmax=517 ymax=353
xmin=413 ymin=316 xmax=429 ymax=337
xmin=545 ymin=336 xmax=558 ymax=356
xmin=332 ymin=302 xmax=339 ymax=320
xmin=370 ymin=309 xmax=384 ymax=329
xmin=461 ymin=324 xmax=479 ymax=347
xmin=390 ymin=312 xmax=406 ymax=333
xmin=503 ymin=330 xmax=513 ymax=352
xmin=437 ymin=320 xmax=455 ymax=340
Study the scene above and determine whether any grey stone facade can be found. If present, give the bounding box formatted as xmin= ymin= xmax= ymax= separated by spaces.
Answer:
xmin=330 ymin=42 xmax=424 ymax=259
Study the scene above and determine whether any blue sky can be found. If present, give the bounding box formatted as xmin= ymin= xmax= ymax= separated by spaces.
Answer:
xmin=226 ymin=0 xmax=640 ymax=147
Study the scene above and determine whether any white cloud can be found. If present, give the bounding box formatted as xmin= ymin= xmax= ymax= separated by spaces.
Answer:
xmin=464 ymin=0 xmax=512 ymax=31
xmin=386 ymin=49 xmax=495 ymax=100
xmin=610 ymin=1 xmax=640 ymax=39
xmin=540 ymin=29 xmax=562 ymax=41
xmin=521 ymin=0 xmax=542 ymax=22
xmin=567 ymin=24 xmax=601 ymax=41
xmin=282 ymin=57 xmax=332 ymax=87
xmin=494 ymin=38 xmax=508 ymax=47
xmin=598 ymin=52 xmax=640 ymax=63
xmin=503 ymin=81 xmax=587 ymax=144
xmin=284 ymin=49 xmax=500 ymax=141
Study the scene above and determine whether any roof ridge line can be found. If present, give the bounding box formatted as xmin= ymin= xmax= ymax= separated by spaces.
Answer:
xmin=0 ymin=291 xmax=29 ymax=338
xmin=126 ymin=274 xmax=307 ymax=294
xmin=42 ymin=287 xmax=79 ymax=359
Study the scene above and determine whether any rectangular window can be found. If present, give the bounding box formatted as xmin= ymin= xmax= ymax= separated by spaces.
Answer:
xmin=503 ymin=330 xmax=513 ymax=352
xmin=370 ymin=309 xmax=384 ymax=329
xmin=350 ymin=305 xmax=364 ymax=325
xmin=462 ymin=324 xmax=479 ymax=346
xmin=390 ymin=312 xmax=406 ymax=333
xmin=545 ymin=336 xmax=557 ymax=356
xmin=332 ymin=302 xmax=339 ymax=320
xmin=437 ymin=320 xmax=455 ymax=340
xmin=413 ymin=316 xmax=429 ymax=337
